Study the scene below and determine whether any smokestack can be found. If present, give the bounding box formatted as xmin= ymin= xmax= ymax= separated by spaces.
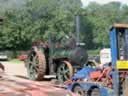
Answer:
xmin=76 ymin=15 xmax=80 ymax=45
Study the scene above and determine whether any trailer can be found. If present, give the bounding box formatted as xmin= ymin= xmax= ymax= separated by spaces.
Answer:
xmin=66 ymin=24 xmax=128 ymax=96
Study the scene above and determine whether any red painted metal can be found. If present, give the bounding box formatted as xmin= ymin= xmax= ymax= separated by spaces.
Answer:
xmin=0 ymin=73 xmax=78 ymax=96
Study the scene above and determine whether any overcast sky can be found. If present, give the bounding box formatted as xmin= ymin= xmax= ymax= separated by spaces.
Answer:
xmin=81 ymin=0 xmax=128 ymax=6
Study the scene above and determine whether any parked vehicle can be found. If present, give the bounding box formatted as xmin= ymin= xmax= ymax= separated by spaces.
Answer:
xmin=0 ymin=52 xmax=8 ymax=61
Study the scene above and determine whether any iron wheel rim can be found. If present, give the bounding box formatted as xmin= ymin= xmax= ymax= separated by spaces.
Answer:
xmin=26 ymin=47 xmax=46 ymax=81
xmin=57 ymin=61 xmax=73 ymax=83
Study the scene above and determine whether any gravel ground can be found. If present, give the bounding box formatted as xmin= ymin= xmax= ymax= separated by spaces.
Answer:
xmin=1 ymin=61 xmax=27 ymax=77
xmin=0 ymin=61 xmax=56 ymax=79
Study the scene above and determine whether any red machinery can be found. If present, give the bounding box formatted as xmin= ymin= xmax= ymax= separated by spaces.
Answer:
xmin=0 ymin=73 xmax=77 ymax=96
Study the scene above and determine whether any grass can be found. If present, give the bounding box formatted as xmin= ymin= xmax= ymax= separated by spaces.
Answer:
xmin=87 ymin=49 xmax=100 ymax=57
xmin=9 ymin=59 xmax=24 ymax=64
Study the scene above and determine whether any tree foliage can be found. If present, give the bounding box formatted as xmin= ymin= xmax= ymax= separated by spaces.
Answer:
xmin=0 ymin=0 xmax=82 ymax=50
xmin=0 ymin=1 xmax=128 ymax=50
xmin=85 ymin=2 xmax=128 ymax=49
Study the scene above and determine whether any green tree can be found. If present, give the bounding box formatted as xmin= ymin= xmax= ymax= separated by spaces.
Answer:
xmin=84 ymin=1 xmax=128 ymax=49
xmin=0 ymin=0 xmax=83 ymax=50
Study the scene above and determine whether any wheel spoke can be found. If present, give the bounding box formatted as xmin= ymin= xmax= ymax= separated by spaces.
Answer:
xmin=31 ymin=67 xmax=38 ymax=79
xmin=34 ymin=66 xmax=39 ymax=73
xmin=59 ymin=66 xmax=64 ymax=71
xmin=33 ymin=69 xmax=37 ymax=75
xmin=29 ymin=65 xmax=33 ymax=74
xmin=28 ymin=62 xmax=38 ymax=79
xmin=27 ymin=60 xmax=33 ymax=65
xmin=64 ymin=69 xmax=70 ymax=73
xmin=35 ymin=59 xmax=39 ymax=65
xmin=58 ymin=67 xmax=64 ymax=74
xmin=31 ymin=53 xmax=35 ymax=61
xmin=32 ymin=55 xmax=37 ymax=65
xmin=64 ymin=73 xmax=69 ymax=80
xmin=57 ymin=61 xmax=73 ymax=82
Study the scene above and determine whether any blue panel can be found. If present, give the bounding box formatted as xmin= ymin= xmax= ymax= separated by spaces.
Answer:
xmin=66 ymin=83 xmax=74 ymax=90
xmin=67 ymin=82 xmax=113 ymax=96
xmin=110 ymin=28 xmax=118 ymax=96
xmin=100 ymin=87 xmax=109 ymax=96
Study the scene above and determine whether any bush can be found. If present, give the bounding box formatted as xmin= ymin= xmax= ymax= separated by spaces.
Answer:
xmin=4 ymin=50 xmax=29 ymax=60
xmin=87 ymin=49 xmax=100 ymax=57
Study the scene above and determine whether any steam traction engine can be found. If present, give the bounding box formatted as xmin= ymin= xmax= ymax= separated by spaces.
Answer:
xmin=25 ymin=37 xmax=88 ymax=82
xmin=25 ymin=16 xmax=88 ymax=82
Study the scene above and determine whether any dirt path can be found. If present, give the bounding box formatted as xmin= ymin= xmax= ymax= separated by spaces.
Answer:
xmin=1 ymin=61 xmax=27 ymax=77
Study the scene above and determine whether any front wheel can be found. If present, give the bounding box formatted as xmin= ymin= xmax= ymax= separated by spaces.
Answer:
xmin=88 ymin=86 xmax=101 ymax=96
xmin=73 ymin=85 xmax=86 ymax=96
xmin=57 ymin=61 xmax=73 ymax=83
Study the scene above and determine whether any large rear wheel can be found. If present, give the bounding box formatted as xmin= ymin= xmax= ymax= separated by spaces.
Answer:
xmin=25 ymin=47 xmax=46 ymax=80
xmin=57 ymin=61 xmax=73 ymax=83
